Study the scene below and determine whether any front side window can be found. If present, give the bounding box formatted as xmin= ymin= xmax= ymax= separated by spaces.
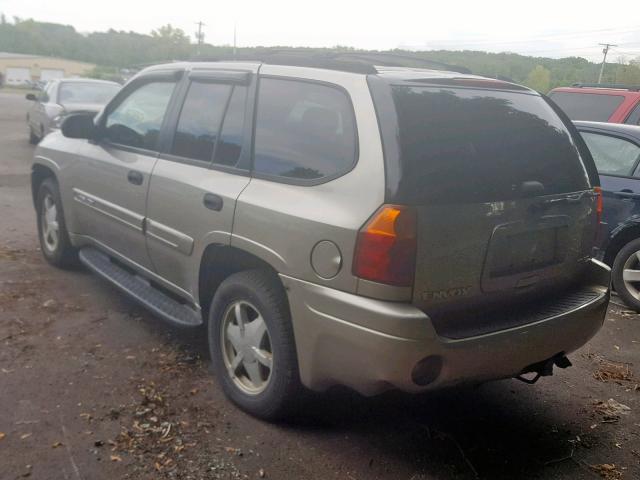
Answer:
xmin=104 ymin=81 xmax=176 ymax=151
xmin=253 ymin=78 xmax=357 ymax=181
xmin=580 ymin=131 xmax=640 ymax=176
xmin=171 ymin=82 xmax=232 ymax=162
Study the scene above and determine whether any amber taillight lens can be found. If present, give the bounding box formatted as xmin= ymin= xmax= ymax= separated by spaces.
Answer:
xmin=594 ymin=186 xmax=603 ymax=223
xmin=352 ymin=205 xmax=417 ymax=287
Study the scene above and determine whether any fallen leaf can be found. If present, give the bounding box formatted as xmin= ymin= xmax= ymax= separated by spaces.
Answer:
xmin=110 ymin=455 xmax=122 ymax=462
xmin=590 ymin=463 xmax=623 ymax=480
xmin=0 ymin=432 xmax=5 ymax=441
xmin=20 ymin=433 xmax=31 ymax=440
xmin=52 ymin=441 xmax=63 ymax=448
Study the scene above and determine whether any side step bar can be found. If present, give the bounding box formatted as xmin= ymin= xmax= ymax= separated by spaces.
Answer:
xmin=79 ymin=247 xmax=203 ymax=327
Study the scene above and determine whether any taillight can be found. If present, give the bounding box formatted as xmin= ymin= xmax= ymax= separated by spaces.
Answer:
xmin=352 ymin=205 xmax=417 ymax=287
xmin=594 ymin=186 xmax=603 ymax=223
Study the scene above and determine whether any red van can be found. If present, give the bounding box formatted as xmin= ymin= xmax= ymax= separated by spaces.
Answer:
xmin=548 ymin=83 xmax=640 ymax=125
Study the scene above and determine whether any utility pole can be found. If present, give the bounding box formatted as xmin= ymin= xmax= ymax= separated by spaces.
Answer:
xmin=598 ymin=43 xmax=617 ymax=84
xmin=195 ymin=21 xmax=206 ymax=56
xmin=233 ymin=23 xmax=237 ymax=58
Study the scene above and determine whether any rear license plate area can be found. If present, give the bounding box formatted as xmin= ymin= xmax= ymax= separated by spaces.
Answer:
xmin=489 ymin=226 xmax=563 ymax=277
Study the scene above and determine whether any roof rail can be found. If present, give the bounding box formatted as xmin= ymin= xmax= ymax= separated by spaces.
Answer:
xmin=571 ymin=82 xmax=640 ymax=91
xmin=189 ymin=50 xmax=471 ymax=75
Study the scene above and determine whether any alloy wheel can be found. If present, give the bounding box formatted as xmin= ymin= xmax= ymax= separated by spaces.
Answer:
xmin=220 ymin=300 xmax=273 ymax=395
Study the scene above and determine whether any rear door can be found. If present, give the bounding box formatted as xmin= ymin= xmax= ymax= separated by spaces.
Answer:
xmin=145 ymin=69 xmax=255 ymax=295
xmin=579 ymin=128 xmax=640 ymax=242
xmin=384 ymin=84 xmax=598 ymax=318
xmin=70 ymin=72 xmax=179 ymax=269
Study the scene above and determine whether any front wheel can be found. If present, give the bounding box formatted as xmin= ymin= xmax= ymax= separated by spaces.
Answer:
xmin=36 ymin=178 xmax=77 ymax=268
xmin=612 ymin=238 xmax=640 ymax=313
xmin=208 ymin=269 xmax=302 ymax=420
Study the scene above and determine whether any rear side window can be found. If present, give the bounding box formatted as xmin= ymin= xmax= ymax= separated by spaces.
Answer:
xmin=548 ymin=91 xmax=625 ymax=121
xmin=390 ymin=86 xmax=590 ymax=204
xmin=172 ymin=82 xmax=232 ymax=162
xmin=214 ymin=86 xmax=247 ymax=167
xmin=105 ymin=81 xmax=176 ymax=151
xmin=253 ymin=78 xmax=357 ymax=181
xmin=581 ymin=132 xmax=640 ymax=176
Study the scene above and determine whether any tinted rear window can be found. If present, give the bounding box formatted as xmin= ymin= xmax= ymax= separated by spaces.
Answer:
xmin=548 ymin=91 xmax=624 ymax=121
xmin=391 ymin=86 xmax=590 ymax=204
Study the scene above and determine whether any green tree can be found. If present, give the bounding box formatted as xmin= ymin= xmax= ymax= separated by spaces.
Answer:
xmin=525 ymin=65 xmax=551 ymax=92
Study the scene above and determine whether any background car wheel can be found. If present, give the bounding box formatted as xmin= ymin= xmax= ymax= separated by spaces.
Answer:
xmin=29 ymin=127 xmax=39 ymax=145
xmin=36 ymin=178 xmax=78 ymax=268
xmin=208 ymin=269 xmax=302 ymax=420
xmin=612 ymin=237 xmax=640 ymax=312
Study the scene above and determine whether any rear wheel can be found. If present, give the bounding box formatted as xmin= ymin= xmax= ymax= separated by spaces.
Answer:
xmin=612 ymin=238 xmax=640 ymax=312
xmin=208 ymin=269 xmax=302 ymax=420
xmin=36 ymin=178 xmax=77 ymax=268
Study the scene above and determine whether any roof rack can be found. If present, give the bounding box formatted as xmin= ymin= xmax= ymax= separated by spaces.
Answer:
xmin=572 ymin=82 xmax=640 ymax=91
xmin=189 ymin=50 xmax=471 ymax=75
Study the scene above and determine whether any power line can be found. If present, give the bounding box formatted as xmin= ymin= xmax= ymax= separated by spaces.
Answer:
xmin=598 ymin=43 xmax=618 ymax=83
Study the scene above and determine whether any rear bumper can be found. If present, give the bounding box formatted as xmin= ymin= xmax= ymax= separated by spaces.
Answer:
xmin=281 ymin=259 xmax=610 ymax=396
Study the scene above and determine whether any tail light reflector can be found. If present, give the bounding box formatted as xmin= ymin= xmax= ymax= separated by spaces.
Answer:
xmin=352 ymin=205 xmax=417 ymax=287
xmin=594 ymin=186 xmax=603 ymax=223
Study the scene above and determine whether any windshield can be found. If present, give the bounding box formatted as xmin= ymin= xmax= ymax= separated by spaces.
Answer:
xmin=58 ymin=82 xmax=120 ymax=105
xmin=389 ymin=86 xmax=591 ymax=204
xmin=548 ymin=91 xmax=625 ymax=121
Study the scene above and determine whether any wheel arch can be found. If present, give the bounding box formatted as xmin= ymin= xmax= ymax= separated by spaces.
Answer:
xmin=31 ymin=163 xmax=58 ymax=208
xmin=197 ymin=244 xmax=286 ymax=318
xmin=604 ymin=220 xmax=640 ymax=266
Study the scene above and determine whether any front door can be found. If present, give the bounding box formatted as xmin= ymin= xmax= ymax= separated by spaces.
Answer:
xmin=145 ymin=70 xmax=254 ymax=296
xmin=70 ymin=77 xmax=179 ymax=269
xmin=580 ymin=129 xmax=640 ymax=241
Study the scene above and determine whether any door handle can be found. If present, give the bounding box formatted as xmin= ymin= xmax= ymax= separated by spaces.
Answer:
xmin=127 ymin=170 xmax=144 ymax=185
xmin=614 ymin=190 xmax=640 ymax=199
xmin=203 ymin=193 xmax=223 ymax=211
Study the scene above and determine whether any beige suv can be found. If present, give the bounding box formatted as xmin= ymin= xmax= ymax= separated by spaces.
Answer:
xmin=31 ymin=59 xmax=610 ymax=419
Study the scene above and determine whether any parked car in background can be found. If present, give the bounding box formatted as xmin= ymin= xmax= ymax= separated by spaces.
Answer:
xmin=26 ymin=78 xmax=120 ymax=144
xmin=574 ymin=121 xmax=640 ymax=311
xmin=549 ymin=84 xmax=640 ymax=124
xmin=30 ymin=60 xmax=610 ymax=420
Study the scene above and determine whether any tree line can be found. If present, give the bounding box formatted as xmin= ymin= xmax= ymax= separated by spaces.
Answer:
xmin=1 ymin=15 xmax=640 ymax=91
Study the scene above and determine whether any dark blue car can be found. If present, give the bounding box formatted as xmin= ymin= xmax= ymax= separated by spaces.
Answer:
xmin=575 ymin=121 xmax=640 ymax=310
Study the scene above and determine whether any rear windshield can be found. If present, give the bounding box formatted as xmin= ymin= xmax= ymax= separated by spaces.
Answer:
xmin=390 ymin=86 xmax=591 ymax=204
xmin=547 ymin=91 xmax=624 ymax=121
xmin=58 ymin=82 xmax=120 ymax=105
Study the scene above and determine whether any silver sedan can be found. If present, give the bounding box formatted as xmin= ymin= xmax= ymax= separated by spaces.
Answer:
xmin=26 ymin=78 xmax=120 ymax=144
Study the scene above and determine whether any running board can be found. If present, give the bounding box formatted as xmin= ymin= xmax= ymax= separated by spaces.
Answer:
xmin=79 ymin=247 xmax=203 ymax=327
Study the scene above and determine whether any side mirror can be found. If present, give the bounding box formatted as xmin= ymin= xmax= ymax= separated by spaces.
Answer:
xmin=25 ymin=93 xmax=37 ymax=101
xmin=61 ymin=112 xmax=97 ymax=140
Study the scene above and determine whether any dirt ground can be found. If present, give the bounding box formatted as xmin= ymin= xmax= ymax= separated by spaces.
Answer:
xmin=1 ymin=91 xmax=639 ymax=480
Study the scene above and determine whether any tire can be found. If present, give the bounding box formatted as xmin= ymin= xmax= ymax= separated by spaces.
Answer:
xmin=36 ymin=178 xmax=78 ymax=268
xmin=612 ymin=237 xmax=640 ymax=312
xmin=29 ymin=126 xmax=39 ymax=145
xmin=208 ymin=269 xmax=302 ymax=420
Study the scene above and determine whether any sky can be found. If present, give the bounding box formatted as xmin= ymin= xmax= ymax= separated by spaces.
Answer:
xmin=2 ymin=0 xmax=640 ymax=62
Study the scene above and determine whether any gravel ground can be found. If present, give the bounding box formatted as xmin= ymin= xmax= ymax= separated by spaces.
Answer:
xmin=0 ymin=90 xmax=639 ymax=480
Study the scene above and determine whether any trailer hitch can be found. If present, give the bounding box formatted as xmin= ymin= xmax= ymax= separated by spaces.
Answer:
xmin=516 ymin=353 xmax=572 ymax=385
